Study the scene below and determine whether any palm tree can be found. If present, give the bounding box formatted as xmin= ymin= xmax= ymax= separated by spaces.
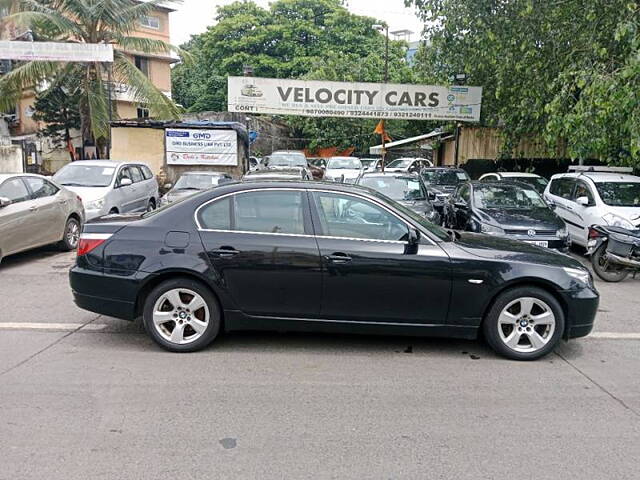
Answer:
xmin=0 ymin=0 xmax=188 ymax=156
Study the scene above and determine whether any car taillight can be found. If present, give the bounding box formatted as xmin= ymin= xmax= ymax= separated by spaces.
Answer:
xmin=588 ymin=227 xmax=602 ymax=239
xmin=77 ymin=233 xmax=112 ymax=256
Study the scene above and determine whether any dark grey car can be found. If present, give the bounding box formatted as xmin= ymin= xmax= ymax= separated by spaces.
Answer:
xmin=356 ymin=172 xmax=441 ymax=224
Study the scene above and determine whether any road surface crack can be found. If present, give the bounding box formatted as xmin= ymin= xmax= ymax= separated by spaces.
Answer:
xmin=0 ymin=314 xmax=102 ymax=377
xmin=555 ymin=351 xmax=640 ymax=419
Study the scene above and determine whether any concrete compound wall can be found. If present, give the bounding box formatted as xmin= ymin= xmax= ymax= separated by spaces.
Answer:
xmin=0 ymin=144 xmax=23 ymax=173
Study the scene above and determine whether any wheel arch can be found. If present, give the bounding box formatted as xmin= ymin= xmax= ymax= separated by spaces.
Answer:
xmin=480 ymin=278 xmax=570 ymax=338
xmin=134 ymin=270 xmax=225 ymax=328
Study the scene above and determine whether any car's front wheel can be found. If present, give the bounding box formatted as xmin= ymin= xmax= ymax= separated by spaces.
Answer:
xmin=58 ymin=216 xmax=81 ymax=251
xmin=483 ymin=287 xmax=564 ymax=360
xmin=142 ymin=278 xmax=221 ymax=352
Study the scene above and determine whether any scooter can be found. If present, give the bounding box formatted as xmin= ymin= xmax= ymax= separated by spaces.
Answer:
xmin=587 ymin=225 xmax=640 ymax=282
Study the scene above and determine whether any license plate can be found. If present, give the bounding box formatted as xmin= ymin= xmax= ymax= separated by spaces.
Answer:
xmin=525 ymin=240 xmax=549 ymax=248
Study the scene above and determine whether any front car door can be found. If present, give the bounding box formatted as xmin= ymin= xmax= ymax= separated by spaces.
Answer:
xmin=113 ymin=166 xmax=137 ymax=213
xmin=309 ymin=190 xmax=451 ymax=324
xmin=450 ymin=183 xmax=472 ymax=230
xmin=0 ymin=177 xmax=37 ymax=257
xmin=569 ymin=179 xmax=597 ymax=246
xmin=22 ymin=176 xmax=66 ymax=245
xmin=546 ymin=177 xmax=579 ymax=242
xmin=197 ymin=188 xmax=321 ymax=318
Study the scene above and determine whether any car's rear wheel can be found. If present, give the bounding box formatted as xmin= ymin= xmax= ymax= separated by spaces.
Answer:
xmin=591 ymin=243 xmax=628 ymax=282
xmin=58 ymin=216 xmax=80 ymax=251
xmin=483 ymin=287 xmax=564 ymax=360
xmin=142 ymin=278 xmax=221 ymax=352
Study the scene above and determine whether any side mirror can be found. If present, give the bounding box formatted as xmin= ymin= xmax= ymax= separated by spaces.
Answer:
xmin=0 ymin=196 xmax=10 ymax=208
xmin=428 ymin=191 xmax=436 ymax=201
xmin=576 ymin=196 xmax=589 ymax=206
xmin=164 ymin=183 xmax=173 ymax=190
xmin=407 ymin=227 xmax=420 ymax=245
xmin=120 ymin=177 xmax=133 ymax=187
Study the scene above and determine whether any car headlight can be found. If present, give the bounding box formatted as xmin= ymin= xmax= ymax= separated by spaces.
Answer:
xmin=563 ymin=267 xmax=593 ymax=287
xmin=86 ymin=198 xmax=105 ymax=210
xmin=480 ymin=222 xmax=504 ymax=235
xmin=557 ymin=226 xmax=568 ymax=237
xmin=602 ymin=213 xmax=634 ymax=229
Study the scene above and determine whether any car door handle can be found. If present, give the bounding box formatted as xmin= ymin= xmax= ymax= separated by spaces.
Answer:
xmin=325 ymin=253 xmax=352 ymax=263
xmin=211 ymin=246 xmax=240 ymax=257
xmin=566 ymin=205 xmax=573 ymax=211
xmin=58 ymin=200 xmax=67 ymax=205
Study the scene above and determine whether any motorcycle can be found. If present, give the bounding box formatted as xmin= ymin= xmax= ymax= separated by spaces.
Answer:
xmin=587 ymin=225 xmax=640 ymax=282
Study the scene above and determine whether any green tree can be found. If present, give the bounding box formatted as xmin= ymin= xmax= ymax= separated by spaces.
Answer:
xmin=410 ymin=0 xmax=640 ymax=167
xmin=172 ymin=0 xmax=426 ymax=152
xmin=0 ymin=0 xmax=188 ymax=155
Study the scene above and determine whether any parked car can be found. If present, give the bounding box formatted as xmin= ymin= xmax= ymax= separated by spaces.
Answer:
xmin=70 ymin=180 xmax=598 ymax=360
xmin=53 ymin=160 xmax=159 ymax=221
xmin=479 ymin=172 xmax=549 ymax=194
xmin=248 ymin=156 xmax=261 ymax=171
xmin=360 ymin=158 xmax=381 ymax=172
xmin=262 ymin=151 xmax=313 ymax=180
xmin=356 ymin=172 xmax=440 ymax=224
xmin=385 ymin=157 xmax=433 ymax=174
xmin=161 ymin=171 xmax=233 ymax=205
xmin=544 ymin=167 xmax=640 ymax=247
xmin=421 ymin=167 xmax=470 ymax=215
xmin=323 ymin=156 xmax=363 ymax=183
xmin=242 ymin=168 xmax=307 ymax=181
xmin=0 ymin=173 xmax=84 ymax=262
xmin=444 ymin=181 xmax=570 ymax=251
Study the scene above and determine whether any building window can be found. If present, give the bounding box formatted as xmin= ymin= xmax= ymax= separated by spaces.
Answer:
xmin=139 ymin=15 xmax=160 ymax=29
xmin=134 ymin=56 xmax=149 ymax=77
xmin=137 ymin=107 xmax=150 ymax=119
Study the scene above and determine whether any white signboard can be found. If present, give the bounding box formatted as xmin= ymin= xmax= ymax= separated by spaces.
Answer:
xmin=0 ymin=41 xmax=113 ymax=62
xmin=165 ymin=129 xmax=237 ymax=166
xmin=228 ymin=76 xmax=482 ymax=122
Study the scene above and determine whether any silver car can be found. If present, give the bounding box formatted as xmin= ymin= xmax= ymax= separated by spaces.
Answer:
xmin=53 ymin=160 xmax=159 ymax=220
xmin=0 ymin=174 xmax=85 ymax=262
xmin=161 ymin=171 xmax=233 ymax=205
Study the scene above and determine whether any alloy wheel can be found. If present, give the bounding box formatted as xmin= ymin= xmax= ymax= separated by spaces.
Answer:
xmin=152 ymin=288 xmax=210 ymax=345
xmin=497 ymin=297 xmax=556 ymax=353
xmin=66 ymin=220 xmax=80 ymax=248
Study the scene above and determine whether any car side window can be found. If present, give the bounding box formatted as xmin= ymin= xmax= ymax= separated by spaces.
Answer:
xmin=130 ymin=166 xmax=144 ymax=183
xmin=573 ymin=181 xmax=595 ymax=205
xmin=140 ymin=165 xmax=153 ymax=180
xmin=24 ymin=177 xmax=59 ymax=198
xmin=198 ymin=197 xmax=231 ymax=230
xmin=117 ymin=167 xmax=131 ymax=186
xmin=234 ymin=190 xmax=305 ymax=234
xmin=0 ymin=178 xmax=31 ymax=204
xmin=312 ymin=191 xmax=409 ymax=242
xmin=457 ymin=184 xmax=471 ymax=203
xmin=549 ymin=178 xmax=575 ymax=199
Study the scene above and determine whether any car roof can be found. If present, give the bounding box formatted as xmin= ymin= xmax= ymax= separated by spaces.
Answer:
xmin=328 ymin=156 xmax=359 ymax=160
xmin=422 ymin=167 xmax=465 ymax=171
xmin=180 ymin=171 xmax=226 ymax=176
xmin=550 ymin=172 xmax=640 ymax=183
xmin=61 ymin=159 xmax=148 ymax=168
xmin=360 ymin=172 xmax=417 ymax=178
xmin=494 ymin=172 xmax=541 ymax=178
xmin=0 ymin=173 xmax=49 ymax=182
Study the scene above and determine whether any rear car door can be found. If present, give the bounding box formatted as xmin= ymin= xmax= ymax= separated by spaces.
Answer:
xmin=22 ymin=176 xmax=66 ymax=245
xmin=113 ymin=166 xmax=137 ymax=212
xmin=310 ymin=190 xmax=451 ymax=324
xmin=197 ymin=188 xmax=322 ymax=318
xmin=128 ymin=166 xmax=147 ymax=211
xmin=0 ymin=177 xmax=37 ymax=256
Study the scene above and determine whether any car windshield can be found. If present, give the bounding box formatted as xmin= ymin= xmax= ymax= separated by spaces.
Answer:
xmin=474 ymin=184 xmax=548 ymax=209
xmin=266 ymin=153 xmax=307 ymax=168
xmin=509 ymin=176 xmax=548 ymax=192
xmin=387 ymin=159 xmax=412 ymax=168
xmin=594 ymin=182 xmax=640 ymax=207
xmin=360 ymin=159 xmax=376 ymax=168
xmin=422 ymin=169 xmax=469 ymax=185
xmin=53 ymin=164 xmax=115 ymax=187
xmin=174 ymin=174 xmax=221 ymax=190
xmin=327 ymin=157 xmax=362 ymax=169
xmin=360 ymin=176 xmax=426 ymax=201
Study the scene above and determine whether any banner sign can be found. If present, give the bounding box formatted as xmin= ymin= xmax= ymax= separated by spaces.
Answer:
xmin=165 ymin=129 xmax=238 ymax=166
xmin=228 ymin=76 xmax=482 ymax=122
xmin=0 ymin=41 xmax=113 ymax=62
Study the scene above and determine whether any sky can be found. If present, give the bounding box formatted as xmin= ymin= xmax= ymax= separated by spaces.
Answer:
xmin=168 ymin=0 xmax=425 ymax=46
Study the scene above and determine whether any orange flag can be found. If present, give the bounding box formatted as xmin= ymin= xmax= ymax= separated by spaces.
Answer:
xmin=374 ymin=120 xmax=391 ymax=142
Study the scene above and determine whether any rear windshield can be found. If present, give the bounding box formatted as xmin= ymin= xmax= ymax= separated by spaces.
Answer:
xmin=53 ymin=164 xmax=115 ymax=187
xmin=327 ymin=158 xmax=362 ymax=169
xmin=594 ymin=182 xmax=640 ymax=207
xmin=174 ymin=174 xmax=222 ymax=190
xmin=265 ymin=153 xmax=307 ymax=168
xmin=360 ymin=176 xmax=426 ymax=201
xmin=422 ymin=169 xmax=469 ymax=185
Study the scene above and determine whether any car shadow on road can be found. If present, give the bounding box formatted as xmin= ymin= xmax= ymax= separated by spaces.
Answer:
xmin=0 ymin=245 xmax=68 ymax=270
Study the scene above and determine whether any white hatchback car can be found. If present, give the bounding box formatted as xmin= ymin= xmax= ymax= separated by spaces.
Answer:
xmin=543 ymin=167 xmax=640 ymax=246
xmin=53 ymin=160 xmax=159 ymax=221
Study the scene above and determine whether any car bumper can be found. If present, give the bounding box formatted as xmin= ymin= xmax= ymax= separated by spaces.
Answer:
xmin=503 ymin=234 xmax=570 ymax=252
xmin=70 ymin=266 xmax=144 ymax=321
xmin=84 ymin=207 xmax=108 ymax=221
xmin=559 ymin=286 xmax=599 ymax=339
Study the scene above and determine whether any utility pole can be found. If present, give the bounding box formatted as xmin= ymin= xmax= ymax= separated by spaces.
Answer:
xmin=373 ymin=24 xmax=389 ymax=172
xmin=452 ymin=73 xmax=467 ymax=167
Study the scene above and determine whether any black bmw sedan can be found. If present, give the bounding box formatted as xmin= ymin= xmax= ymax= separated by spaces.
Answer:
xmin=70 ymin=181 xmax=597 ymax=360
xmin=444 ymin=181 xmax=570 ymax=251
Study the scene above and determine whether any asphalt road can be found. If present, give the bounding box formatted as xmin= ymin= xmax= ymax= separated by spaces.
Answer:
xmin=1 ymin=246 xmax=639 ymax=479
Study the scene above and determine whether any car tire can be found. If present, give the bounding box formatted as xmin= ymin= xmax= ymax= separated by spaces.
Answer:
xmin=58 ymin=216 xmax=81 ymax=251
xmin=109 ymin=207 xmax=119 ymax=215
xmin=483 ymin=286 xmax=565 ymax=361
xmin=142 ymin=277 xmax=221 ymax=353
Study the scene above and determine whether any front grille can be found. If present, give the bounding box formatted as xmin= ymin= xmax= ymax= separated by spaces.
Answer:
xmin=504 ymin=229 xmax=557 ymax=236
